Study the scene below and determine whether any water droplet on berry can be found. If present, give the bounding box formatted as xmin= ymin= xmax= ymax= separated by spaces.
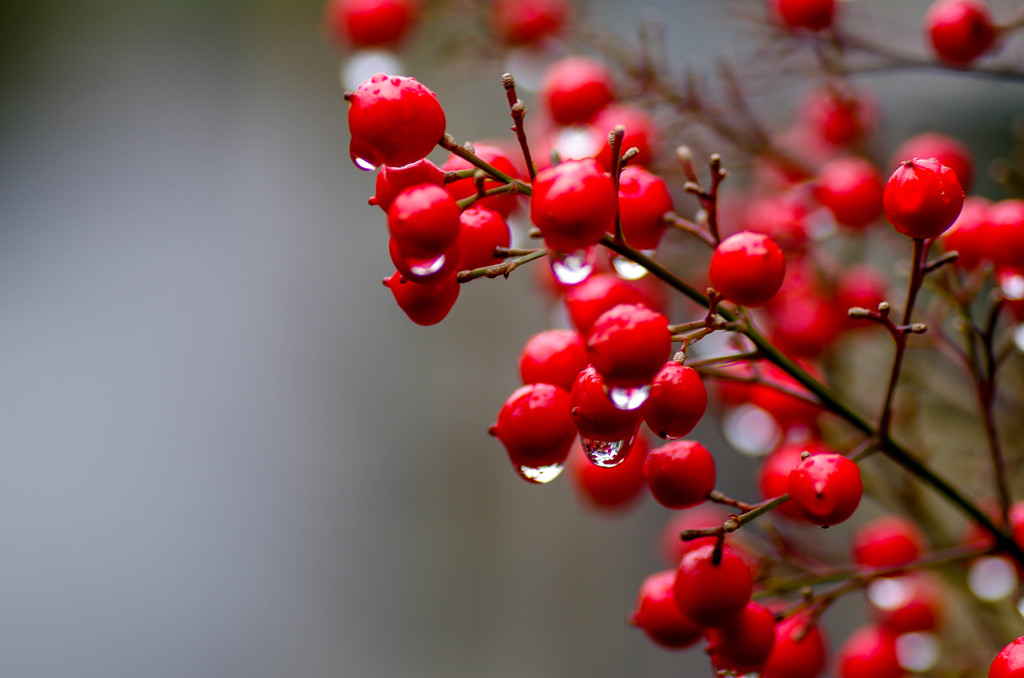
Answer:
xmin=516 ymin=462 xmax=565 ymax=484
xmin=352 ymin=156 xmax=378 ymax=172
xmin=608 ymin=385 xmax=649 ymax=411
xmin=721 ymin=404 xmax=781 ymax=456
xmin=580 ymin=435 xmax=630 ymax=467
xmin=967 ymin=555 xmax=1017 ymax=601
xmin=549 ymin=248 xmax=594 ymax=285
xmin=867 ymin=577 xmax=913 ymax=610
xmin=340 ymin=49 xmax=404 ymax=92
xmin=896 ymin=632 xmax=939 ymax=672
xmin=610 ymin=251 xmax=654 ymax=280
xmin=408 ymin=253 xmax=447 ymax=277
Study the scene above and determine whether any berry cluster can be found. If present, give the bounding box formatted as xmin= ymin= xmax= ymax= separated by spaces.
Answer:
xmin=333 ymin=0 xmax=1024 ymax=675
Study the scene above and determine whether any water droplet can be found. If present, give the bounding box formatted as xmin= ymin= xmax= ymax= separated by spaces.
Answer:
xmin=352 ymin=156 xmax=377 ymax=172
xmin=580 ymin=436 xmax=630 ymax=467
xmin=967 ymin=555 xmax=1017 ymax=601
xmin=549 ymin=248 xmax=594 ymax=285
xmin=408 ymin=253 xmax=446 ymax=277
xmin=340 ymin=49 xmax=404 ymax=92
xmin=896 ymin=632 xmax=939 ymax=672
xmin=608 ymin=385 xmax=650 ymax=411
xmin=516 ymin=463 xmax=564 ymax=484
xmin=867 ymin=577 xmax=913 ymax=611
xmin=722 ymin=405 xmax=781 ymax=457
xmin=611 ymin=250 xmax=654 ymax=280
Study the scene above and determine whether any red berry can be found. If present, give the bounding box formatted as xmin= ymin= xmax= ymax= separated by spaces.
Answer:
xmin=490 ymin=0 xmax=569 ymax=45
xmin=762 ymin=613 xmax=828 ymax=678
xmin=883 ymin=158 xmax=965 ymax=239
xmin=564 ymin=273 xmax=661 ymax=335
xmin=925 ymin=0 xmax=996 ymax=66
xmin=766 ymin=286 xmax=843 ymax=359
xmin=387 ymin=183 xmax=461 ymax=260
xmin=746 ymin=362 xmax=823 ymax=432
xmin=758 ymin=440 xmax=831 ymax=521
xmin=743 ymin=195 xmax=810 ymax=253
xmin=540 ymin=56 xmax=616 ymax=126
xmin=369 ymin=159 xmax=446 ymax=213
xmin=837 ymin=625 xmax=903 ymax=678
xmin=325 ymin=0 xmax=419 ymax=48
xmin=616 ymin=166 xmax=674 ymax=250
xmin=940 ymin=196 xmax=992 ymax=270
xmin=837 ymin=265 xmax=890 ymax=326
xmin=709 ymin=231 xmax=786 ymax=307
xmin=489 ymin=383 xmax=576 ymax=470
xmin=892 ymin=132 xmax=974 ymax=192
xmin=987 ymin=199 xmax=1024 ymax=270
xmin=788 ymin=452 xmax=863 ymax=526
xmin=456 ymin=206 xmax=511 ymax=270
xmin=991 ymin=636 xmax=1024 ymax=678
xmin=585 ymin=303 xmax=672 ymax=389
xmin=441 ymin=144 xmax=521 ymax=218
xmin=531 ymin=158 xmax=617 ymax=253
xmin=347 ymin=73 xmax=446 ymax=170
xmin=659 ymin=506 xmax=730 ymax=566
xmin=772 ymin=0 xmax=836 ymax=31
xmin=815 ymin=156 xmax=884 ymax=229
xmin=388 ymin=237 xmax=460 ymax=283
xmin=802 ymin=86 xmax=874 ymax=147
xmin=870 ymin=573 xmax=945 ymax=633
xmin=707 ymin=601 xmax=777 ymax=674
xmin=569 ymin=366 xmax=644 ymax=441
xmin=643 ymin=440 xmax=716 ymax=510
xmin=518 ymin=329 xmax=588 ymax=393
xmin=570 ymin=435 xmax=649 ymax=510
xmin=592 ymin=104 xmax=657 ymax=169
xmin=630 ymin=570 xmax=704 ymax=649
xmin=673 ymin=544 xmax=753 ymax=628
xmin=852 ymin=515 xmax=926 ymax=570
xmin=382 ymin=270 xmax=460 ymax=326
xmin=643 ymin=362 xmax=708 ymax=440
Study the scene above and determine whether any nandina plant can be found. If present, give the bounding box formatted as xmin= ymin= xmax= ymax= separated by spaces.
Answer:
xmin=333 ymin=0 xmax=1024 ymax=674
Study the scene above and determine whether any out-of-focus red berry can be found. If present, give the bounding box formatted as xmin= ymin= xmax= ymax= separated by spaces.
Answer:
xmin=815 ymin=156 xmax=884 ymax=229
xmin=940 ymin=196 xmax=992 ymax=270
xmin=540 ymin=56 xmax=615 ymax=126
xmin=852 ymin=515 xmax=927 ymax=569
xmin=325 ymin=0 xmax=419 ymax=49
xmin=771 ymin=0 xmax=836 ymax=31
xmin=837 ymin=625 xmax=904 ymax=678
xmin=892 ymin=131 xmax=974 ymax=192
xmin=490 ymin=0 xmax=569 ymax=45
xmin=442 ymin=144 xmax=521 ymax=218
xmin=925 ymin=0 xmax=996 ymax=66
xmin=592 ymin=105 xmax=657 ymax=169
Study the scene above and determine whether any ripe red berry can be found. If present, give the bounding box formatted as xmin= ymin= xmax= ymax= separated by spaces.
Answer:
xmin=772 ymin=0 xmax=836 ymax=31
xmin=709 ymin=231 xmax=786 ymax=307
xmin=382 ymin=270 xmax=460 ymax=325
xmin=569 ymin=365 xmax=644 ymax=442
xmin=758 ymin=440 xmax=831 ymax=520
xmin=940 ymin=196 xmax=992 ymax=270
xmin=766 ymin=286 xmax=843 ymax=359
xmin=892 ymin=132 xmax=974 ymax=192
xmin=540 ymin=57 xmax=616 ymax=126
xmin=570 ymin=435 xmax=649 ymax=510
xmin=990 ymin=636 xmax=1024 ymax=678
xmin=456 ymin=206 xmax=511 ymax=271
xmin=852 ymin=515 xmax=926 ymax=570
xmin=743 ymin=195 xmax=810 ymax=253
xmin=630 ymin=570 xmax=704 ymax=649
xmin=325 ymin=0 xmax=419 ymax=49
xmin=925 ymin=0 xmax=996 ymax=66
xmin=563 ymin=273 xmax=661 ymax=335
xmin=707 ymin=601 xmax=777 ymax=674
xmin=883 ymin=158 xmax=965 ymax=239
xmin=592 ymin=104 xmax=657 ymax=169
xmin=388 ymin=237 xmax=460 ymax=283
xmin=531 ymin=158 xmax=617 ymax=253
xmin=987 ymin=199 xmax=1024 ymax=270
xmin=369 ymin=159 xmax=445 ymax=213
xmin=643 ymin=362 xmax=708 ymax=440
xmin=762 ymin=613 xmax=828 ymax=678
xmin=869 ymin=573 xmax=945 ymax=633
xmin=659 ymin=506 xmax=729 ymax=566
xmin=837 ymin=265 xmax=890 ymax=327
xmin=387 ymin=183 xmax=461 ymax=260
xmin=616 ymin=166 xmax=674 ymax=250
xmin=837 ymin=625 xmax=903 ymax=678
xmin=585 ymin=303 xmax=672 ymax=389
xmin=673 ymin=544 xmax=753 ymax=628
xmin=802 ymin=86 xmax=874 ymax=147
xmin=815 ymin=156 xmax=884 ymax=229
xmin=518 ymin=329 xmax=588 ymax=393
xmin=788 ymin=452 xmax=863 ymax=526
xmin=441 ymin=144 xmax=521 ymax=218
xmin=746 ymin=363 xmax=823 ymax=433
xmin=490 ymin=0 xmax=569 ymax=45
xmin=489 ymin=383 xmax=577 ymax=471
xmin=643 ymin=440 xmax=716 ymax=510
xmin=347 ymin=73 xmax=446 ymax=170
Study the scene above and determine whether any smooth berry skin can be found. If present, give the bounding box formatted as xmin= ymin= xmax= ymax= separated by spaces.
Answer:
xmin=987 ymin=199 xmax=1024 ymax=270
xmin=490 ymin=0 xmax=569 ymax=45
xmin=925 ymin=0 xmax=996 ymax=66
xmin=643 ymin=363 xmax=708 ymax=440
xmin=766 ymin=287 xmax=842 ymax=359
xmin=772 ymin=0 xmax=835 ymax=31
xmin=564 ymin=273 xmax=661 ymax=335
xmin=803 ymin=87 xmax=873 ymax=147
xmin=456 ymin=206 xmax=511 ymax=271
xmin=616 ymin=166 xmax=674 ymax=250
xmin=815 ymin=156 xmax=884 ymax=229
xmin=518 ymin=329 xmax=588 ymax=393
xmin=570 ymin=435 xmax=649 ymax=510
xmin=758 ymin=441 xmax=831 ymax=521
xmin=762 ymin=614 xmax=828 ymax=678
xmin=369 ymin=159 xmax=446 ymax=213
xmin=788 ymin=452 xmax=863 ymax=526
xmin=347 ymin=73 xmax=446 ymax=169
xmin=709 ymin=231 xmax=786 ymax=307
xmin=892 ymin=131 xmax=974 ymax=192
xmin=387 ymin=183 xmax=461 ymax=259
xmin=388 ymin=237 xmax=460 ymax=284
xmin=630 ymin=570 xmax=704 ymax=649
xmin=884 ymin=158 xmax=965 ymax=239
xmin=585 ymin=303 xmax=671 ymax=389
xmin=707 ymin=601 xmax=777 ymax=674
xmin=531 ymin=158 xmax=617 ymax=253
xmin=941 ymin=196 xmax=992 ymax=270
xmin=489 ymin=383 xmax=576 ymax=469
xmin=852 ymin=515 xmax=926 ymax=570
xmin=743 ymin=196 xmax=810 ymax=253
xmin=991 ymin=637 xmax=1024 ymax=677
xmin=382 ymin=271 xmax=459 ymax=326
xmin=540 ymin=57 xmax=615 ymax=126
xmin=569 ymin=366 xmax=644 ymax=442
xmin=837 ymin=625 xmax=903 ymax=678
xmin=643 ymin=440 xmax=715 ymax=510
xmin=325 ymin=0 xmax=418 ymax=48
xmin=442 ymin=144 xmax=521 ymax=218
xmin=673 ymin=544 xmax=753 ymax=628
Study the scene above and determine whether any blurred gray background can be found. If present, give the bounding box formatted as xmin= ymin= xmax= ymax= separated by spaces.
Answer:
xmin=1 ymin=1 xmax=1021 ymax=677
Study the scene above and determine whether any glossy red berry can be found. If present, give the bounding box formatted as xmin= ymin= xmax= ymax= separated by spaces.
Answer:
xmin=540 ymin=56 xmax=615 ymax=126
xmin=991 ymin=637 xmax=1024 ymax=678
xmin=569 ymin=366 xmax=644 ymax=441
xmin=643 ymin=440 xmax=716 ymax=510
xmin=788 ymin=452 xmax=862 ymax=526
xmin=585 ymin=303 xmax=671 ymax=389
xmin=325 ymin=0 xmax=419 ymax=48
xmin=761 ymin=613 xmax=828 ymax=678
xmin=369 ymin=159 xmax=445 ymax=213
xmin=570 ymin=435 xmax=649 ymax=510
xmin=489 ymin=383 xmax=576 ymax=470
xmin=772 ymin=0 xmax=836 ymax=31
xmin=592 ymin=104 xmax=657 ymax=169
xmin=387 ymin=183 xmax=461 ymax=260
xmin=382 ymin=270 xmax=460 ymax=326
xmin=892 ymin=132 xmax=974 ymax=192
xmin=815 ymin=156 xmax=884 ymax=229
xmin=518 ymin=329 xmax=588 ymax=393
xmin=709 ymin=231 xmax=786 ymax=307
xmin=616 ymin=166 xmax=674 ymax=250
xmin=852 ymin=515 xmax=926 ymax=570
xmin=643 ymin=362 xmax=708 ymax=440
xmin=884 ymin=158 xmax=964 ymax=239
xmin=490 ymin=0 xmax=569 ymax=45
xmin=940 ymin=196 xmax=992 ymax=270
xmin=388 ymin=237 xmax=460 ymax=284
xmin=456 ymin=206 xmax=511 ymax=271
xmin=758 ymin=440 xmax=830 ymax=520
xmin=707 ymin=601 xmax=777 ymax=674
xmin=630 ymin=570 xmax=704 ymax=649
xmin=347 ymin=73 xmax=446 ymax=170
xmin=673 ymin=544 xmax=753 ymax=628
xmin=531 ymin=158 xmax=617 ymax=253
xmin=837 ymin=625 xmax=903 ymax=678
xmin=441 ymin=144 xmax=521 ymax=218
xmin=987 ymin=199 xmax=1024 ymax=270
xmin=564 ymin=273 xmax=661 ymax=335
xmin=925 ymin=0 xmax=996 ymax=66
